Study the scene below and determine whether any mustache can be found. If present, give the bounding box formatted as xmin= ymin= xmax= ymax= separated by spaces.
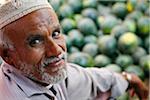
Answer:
xmin=41 ymin=52 xmax=67 ymax=67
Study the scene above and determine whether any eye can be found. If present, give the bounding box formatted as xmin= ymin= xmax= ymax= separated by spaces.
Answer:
xmin=52 ymin=30 xmax=61 ymax=38
xmin=27 ymin=35 xmax=44 ymax=47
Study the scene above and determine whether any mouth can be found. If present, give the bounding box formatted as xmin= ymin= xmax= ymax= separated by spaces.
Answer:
xmin=47 ymin=59 xmax=65 ymax=72
xmin=41 ymin=53 xmax=66 ymax=73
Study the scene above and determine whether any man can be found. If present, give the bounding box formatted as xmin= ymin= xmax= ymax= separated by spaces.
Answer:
xmin=0 ymin=0 xmax=148 ymax=100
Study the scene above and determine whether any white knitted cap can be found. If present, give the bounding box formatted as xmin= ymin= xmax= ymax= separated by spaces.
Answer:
xmin=0 ymin=0 xmax=53 ymax=29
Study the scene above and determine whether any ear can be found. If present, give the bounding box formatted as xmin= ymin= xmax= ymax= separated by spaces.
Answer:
xmin=0 ymin=47 xmax=15 ymax=65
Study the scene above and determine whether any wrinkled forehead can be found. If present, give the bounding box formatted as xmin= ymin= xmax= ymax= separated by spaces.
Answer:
xmin=0 ymin=8 xmax=59 ymax=46
xmin=2 ymin=8 xmax=60 ymax=39
xmin=4 ymin=8 xmax=58 ymax=31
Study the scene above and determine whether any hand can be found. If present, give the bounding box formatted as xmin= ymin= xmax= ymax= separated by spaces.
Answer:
xmin=122 ymin=72 xmax=148 ymax=100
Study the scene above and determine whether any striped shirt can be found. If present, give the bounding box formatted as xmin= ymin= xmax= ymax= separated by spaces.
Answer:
xmin=0 ymin=62 xmax=128 ymax=100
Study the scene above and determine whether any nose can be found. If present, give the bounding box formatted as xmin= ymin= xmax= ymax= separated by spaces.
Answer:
xmin=45 ymin=38 xmax=62 ymax=57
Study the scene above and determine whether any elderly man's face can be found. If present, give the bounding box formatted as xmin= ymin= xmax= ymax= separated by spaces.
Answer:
xmin=2 ymin=8 xmax=67 ymax=85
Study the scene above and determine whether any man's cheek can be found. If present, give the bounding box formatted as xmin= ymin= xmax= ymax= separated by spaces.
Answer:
xmin=61 ymin=39 xmax=67 ymax=52
xmin=28 ymin=49 xmax=45 ymax=63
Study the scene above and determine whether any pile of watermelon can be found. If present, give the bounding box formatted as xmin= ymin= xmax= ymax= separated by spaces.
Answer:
xmin=0 ymin=0 xmax=148 ymax=99
xmin=49 ymin=0 xmax=150 ymax=82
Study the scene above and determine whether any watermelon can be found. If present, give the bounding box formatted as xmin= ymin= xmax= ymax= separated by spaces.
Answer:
xmin=68 ymin=29 xmax=84 ymax=49
xmin=73 ymin=14 xmax=83 ymax=23
xmin=137 ymin=17 xmax=150 ymax=37
xmin=144 ymin=36 xmax=150 ymax=53
xmin=112 ymin=2 xmax=128 ymax=19
xmin=125 ymin=65 xmax=145 ymax=80
xmin=132 ymin=47 xmax=147 ymax=64
xmin=61 ymin=18 xmax=76 ymax=34
xmin=97 ymin=4 xmax=111 ymax=16
xmin=49 ymin=0 xmax=62 ymax=12
xmin=94 ymin=54 xmax=111 ymax=68
xmin=145 ymin=6 xmax=150 ymax=16
xmin=82 ymin=43 xmax=98 ymax=57
xmin=58 ymin=4 xmax=74 ymax=19
xmin=68 ymin=0 xmax=82 ymax=13
xmin=68 ymin=46 xmax=80 ymax=54
xmin=140 ymin=55 xmax=150 ymax=75
xmin=97 ymin=35 xmax=117 ymax=56
xmin=123 ymin=19 xmax=136 ymax=33
xmin=105 ymin=64 xmax=122 ymax=73
xmin=77 ymin=18 xmax=98 ymax=36
xmin=82 ymin=0 xmax=97 ymax=8
xmin=111 ymin=25 xmax=128 ymax=39
xmin=118 ymin=32 xmax=139 ymax=54
xmin=100 ymin=16 xmax=119 ymax=34
xmin=64 ymin=35 xmax=72 ymax=51
xmin=115 ymin=55 xmax=133 ymax=70
xmin=136 ymin=1 xmax=149 ymax=13
xmin=68 ymin=52 xmax=94 ymax=67
xmin=97 ymin=30 xmax=104 ymax=37
xmin=82 ymin=8 xmax=98 ymax=22
xmin=126 ymin=10 xmax=143 ymax=22
xmin=84 ymin=35 xmax=97 ymax=44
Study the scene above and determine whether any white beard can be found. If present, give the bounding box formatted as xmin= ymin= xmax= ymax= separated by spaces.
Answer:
xmin=17 ymin=61 xmax=67 ymax=85
xmin=41 ymin=64 xmax=67 ymax=84
xmin=16 ymin=53 xmax=68 ymax=85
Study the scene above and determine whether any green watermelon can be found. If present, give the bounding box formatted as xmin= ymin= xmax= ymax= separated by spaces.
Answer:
xmin=82 ymin=8 xmax=98 ymax=22
xmin=97 ymin=30 xmax=104 ymax=37
xmin=82 ymin=0 xmax=97 ymax=8
xmin=144 ymin=36 xmax=150 ymax=53
xmin=140 ymin=55 xmax=150 ymax=75
xmin=132 ymin=47 xmax=147 ymax=64
xmin=64 ymin=35 xmax=72 ymax=51
xmin=111 ymin=25 xmax=128 ymax=39
xmin=58 ymin=4 xmax=74 ymax=19
xmin=115 ymin=55 xmax=133 ymax=70
xmin=82 ymin=43 xmax=98 ymax=57
xmin=118 ymin=32 xmax=139 ymax=54
xmin=68 ymin=46 xmax=80 ymax=54
xmin=137 ymin=17 xmax=150 ymax=37
xmin=136 ymin=1 xmax=149 ymax=13
xmin=97 ymin=35 xmax=117 ymax=56
xmin=68 ymin=29 xmax=84 ymax=49
xmin=123 ymin=19 xmax=136 ymax=33
xmin=99 ymin=16 xmax=119 ymax=34
xmin=97 ymin=4 xmax=111 ymax=15
xmin=84 ymin=35 xmax=97 ymax=45
xmin=105 ymin=64 xmax=122 ymax=73
xmin=112 ymin=2 xmax=128 ymax=19
xmin=68 ymin=52 xmax=94 ymax=67
xmin=94 ymin=54 xmax=111 ymax=68
xmin=73 ymin=14 xmax=83 ymax=23
xmin=126 ymin=10 xmax=143 ymax=22
xmin=77 ymin=18 xmax=98 ymax=36
xmin=61 ymin=18 xmax=76 ymax=34
xmin=68 ymin=0 xmax=82 ymax=13
xmin=48 ymin=0 xmax=62 ymax=12
xmin=137 ymin=36 xmax=144 ymax=47
xmin=125 ymin=65 xmax=145 ymax=80
xmin=145 ymin=6 xmax=150 ymax=16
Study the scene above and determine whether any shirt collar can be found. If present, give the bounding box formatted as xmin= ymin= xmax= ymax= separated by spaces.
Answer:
xmin=1 ymin=62 xmax=53 ymax=97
